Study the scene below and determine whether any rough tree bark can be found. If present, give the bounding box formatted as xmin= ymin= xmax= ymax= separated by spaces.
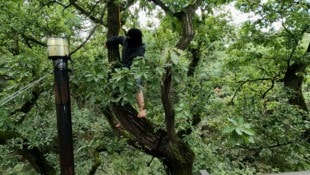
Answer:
xmin=284 ymin=62 xmax=309 ymax=112
xmin=106 ymin=0 xmax=121 ymax=63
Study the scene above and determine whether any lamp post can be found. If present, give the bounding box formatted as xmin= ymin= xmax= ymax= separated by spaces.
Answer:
xmin=47 ymin=37 xmax=75 ymax=175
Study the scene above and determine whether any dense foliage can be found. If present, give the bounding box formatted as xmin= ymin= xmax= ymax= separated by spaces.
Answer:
xmin=0 ymin=0 xmax=309 ymax=174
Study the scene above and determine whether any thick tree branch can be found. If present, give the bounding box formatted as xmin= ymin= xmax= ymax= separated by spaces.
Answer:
xmin=187 ymin=47 xmax=201 ymax=77
xmin=10 ymin=88 xmax=43 ymax=124
xmin=69 ymin=0 xmax=105 ymax=24
xmin=112 ymin=104 xmax=159 ymax=150
xmin=148 ymin=0 xmax=173 ymax=14
xmin=175 ymin=0 xmax=202 ymax=50
xmin=69 ymin=24 xmax=100 ymax=56
xmin=106 ymin=0 xmax=121 ymax=63
xmin=149 ymin=0 xmax=202 ymax=50
xmin=161 ymin=67 xmax=176 ymax=141
xmin=0 ymin=131 xmax=55 ymax=175
xmin=69 ymin=3 xmax=105 ymax=56
xmin=17 ymin=142 xmax=55 ymax=175
xmin=43 ymin=0 xmax=105 ymax=25
xmin=100 ymin=106 xmax=121 ymax=135
xmin=284 ymin=62 xmax=309 ymax=112
xmin=21 ymin=34 xmax=47 ymax=47
xmin=153 ymin=0 xmax=202 ymax=141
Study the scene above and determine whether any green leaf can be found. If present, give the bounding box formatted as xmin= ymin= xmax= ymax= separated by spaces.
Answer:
xmin=299 ymin=33 xmax=310 ymax=53
xmin=170 ymin=50 xmax=179 ymax=65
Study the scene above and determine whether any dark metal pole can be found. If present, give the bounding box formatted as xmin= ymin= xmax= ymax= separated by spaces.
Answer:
xmin=48 ymin=37 xmax=75 ymax=175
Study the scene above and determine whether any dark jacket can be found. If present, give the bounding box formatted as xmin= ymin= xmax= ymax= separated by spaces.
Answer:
xmin=106 ymin=36 xmax=145 ymax=68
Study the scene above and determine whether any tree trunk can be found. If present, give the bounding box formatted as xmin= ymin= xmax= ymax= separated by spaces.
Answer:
xmin=159 ymin=139 xmax=195 ymax=175
xmin=17 ymin=143 xmax=56 ymax=175
xmin=284 ymin=62 xmax=308 ymax=112
xmin=0 ymin=131 xmax=55 ymax=175
xmin=111 ymin=104 xmax=195 ymax=175
xmin=104 ymin=1 xmax=200 ymax=174
xmin=106 ymin=0 xmax=120 ymax=63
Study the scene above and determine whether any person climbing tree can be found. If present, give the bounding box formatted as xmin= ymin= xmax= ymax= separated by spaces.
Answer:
xmin=105 ymin=28 xmax=146 ymax=119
